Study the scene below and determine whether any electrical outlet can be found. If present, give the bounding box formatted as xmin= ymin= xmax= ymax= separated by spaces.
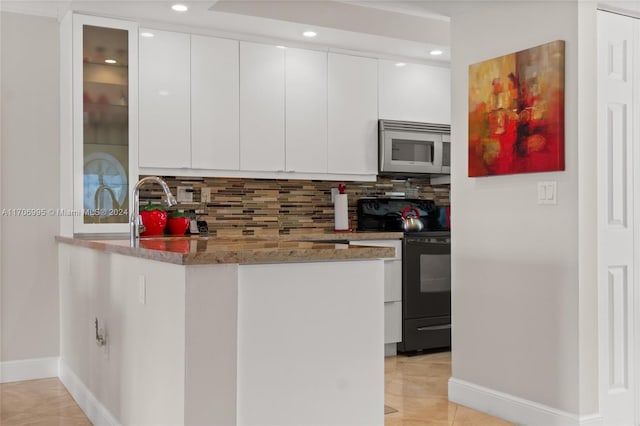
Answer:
xmin=201 ymin=187 xmax=211 ymax=203
xmin=189 ymin=219 xmax=200 ymax=234
xmin=177 ymin=186 xmax=193 ymax=203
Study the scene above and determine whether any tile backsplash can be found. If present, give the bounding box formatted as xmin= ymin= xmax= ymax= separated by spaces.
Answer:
xmin=140 ymin=176 xmax=449 ymax=237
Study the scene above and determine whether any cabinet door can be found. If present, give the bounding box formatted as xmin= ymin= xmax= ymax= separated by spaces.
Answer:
xmin=383 ymin=259 xmax=402 ymax=302
xmin=378 ymin=59 xmax=451 ymax=124
xmin=73 ymin=15 xmax=138 ymax=234
xmin=328 ymin=53 xmax=378 ymax=175
xmin=349 ymin=240 xmax=402 ymax=302
xmin=139 ymin=29 xmax=190 ymax=168
xmin=240 ymin=41 xmax=285 ymax=171
xmin=191 ymin=35 xmax=240 ymax=170
xmin=384 ymin=302 xmax=402 ymax=344
xmin=285 ymin=48 xmax=327 ymax=173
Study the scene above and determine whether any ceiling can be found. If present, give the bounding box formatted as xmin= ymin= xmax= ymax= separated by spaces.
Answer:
xmin=0 ymin=0 xmax=457 ymax=63
xmin=7 ymin=1 xmax=640 ymax=63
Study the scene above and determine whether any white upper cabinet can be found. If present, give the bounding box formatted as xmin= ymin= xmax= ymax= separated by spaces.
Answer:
xmin=328 ymin=53 xmax=378 ymax=175
xmin=191 ymin=35 xmax=240 ymax=170
xmin=139 ymin=28 xmax=191 ymax=168
xmin=285 ymin=48 xmax=328 ymax=173
xmin=378 ymin=60 xmax=451 ymax=124
xmin=70 ymin=14 xmax=139 ymax=234
xmin=240 ymin=41 xmax=285 ymax=171
xmin=135 ymin=31 xmax=384 ymax=180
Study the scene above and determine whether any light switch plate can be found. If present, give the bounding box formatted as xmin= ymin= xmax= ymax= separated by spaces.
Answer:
xmin=537 ymin=181 xmax=557 ymax=205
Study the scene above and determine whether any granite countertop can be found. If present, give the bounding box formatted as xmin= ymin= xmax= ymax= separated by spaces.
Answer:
xmin=277 ymin=230 xmax=403 ymax=241
xmin=55 ymin=235 xmax=397 ymax=265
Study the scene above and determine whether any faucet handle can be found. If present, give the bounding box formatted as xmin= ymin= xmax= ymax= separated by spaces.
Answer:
xmin=136 ymin=214 xmax=146 ymax=233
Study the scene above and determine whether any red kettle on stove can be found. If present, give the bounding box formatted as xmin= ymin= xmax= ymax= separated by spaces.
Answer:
xmin=401 ymin=206 xmax=424 ymax=232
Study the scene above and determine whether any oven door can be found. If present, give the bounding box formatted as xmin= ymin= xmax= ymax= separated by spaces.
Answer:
xmin=403 ymin=235 xmax=451 ymax=318
xmin=400 ymin=235 xmax=451 ymax=352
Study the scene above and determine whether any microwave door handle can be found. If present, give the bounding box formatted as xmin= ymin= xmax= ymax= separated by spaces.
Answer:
xmin=381 ymin=133 xmax=393 ymax=169
xmin=432 ymin=139 xmax=443 ymax=168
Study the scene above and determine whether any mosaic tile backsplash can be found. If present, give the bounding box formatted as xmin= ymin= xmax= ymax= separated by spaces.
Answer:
xmin=140 ymin=176 xmax=450 ymax=237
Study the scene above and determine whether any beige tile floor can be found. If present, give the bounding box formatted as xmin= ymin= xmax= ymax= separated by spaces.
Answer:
xmin=0 ymin=352 xmax=513 ymax=425
xmin=0 ymin=378 xmax=91 ymax=425
xmin=385 ymin=351 xmax=514 ymax=426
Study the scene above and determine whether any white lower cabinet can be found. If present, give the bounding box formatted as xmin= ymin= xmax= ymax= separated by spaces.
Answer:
xmin=59 ymin=243 xmax=385 ymax=425
xmin=350 ymin=239 xmax=402 ymax=356
xmin=384 ymin=301 xmax=402 ymax=346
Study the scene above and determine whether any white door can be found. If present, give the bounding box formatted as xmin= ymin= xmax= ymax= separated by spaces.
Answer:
xmin=597 ymin=10 xmax=639 ymax=425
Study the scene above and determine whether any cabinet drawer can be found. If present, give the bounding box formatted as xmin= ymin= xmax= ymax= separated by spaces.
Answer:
xmin=384 ymin=301 xmax=402 ymax=344
xmin=384 ymin=259 xmax=401 ymax=302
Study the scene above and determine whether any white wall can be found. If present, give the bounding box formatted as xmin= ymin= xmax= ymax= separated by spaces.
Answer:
xmin=450 ymin=0 xmax=594 ymax=417
xmin=1 ymin=12 xmax=60 ymax=362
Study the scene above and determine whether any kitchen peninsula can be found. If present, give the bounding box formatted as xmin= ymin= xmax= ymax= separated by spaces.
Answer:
xmin=56 ymin=235 xmax=394 ymax=426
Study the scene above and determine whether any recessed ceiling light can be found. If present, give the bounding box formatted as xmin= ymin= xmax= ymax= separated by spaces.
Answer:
xmin=276 ymin=45 xmax=286 ymax=49
xmin=104 ymin=59 xmax=117 ymax=64
xmin=302 ymin=31 xmax=317 ymax=38
xmin=171 ymin=4 xmax=188 ymax=12
xmin=140 ymin=32 xmax=155 ymax=38
xmin=395 ymin=62 xmax=406 ymax=67
xmin=430 ymin=49 xmax=444 ymax=56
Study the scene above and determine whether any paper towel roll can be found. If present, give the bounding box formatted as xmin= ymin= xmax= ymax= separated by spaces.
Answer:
xmin=334 ymin=193 xmax=349 ymax=231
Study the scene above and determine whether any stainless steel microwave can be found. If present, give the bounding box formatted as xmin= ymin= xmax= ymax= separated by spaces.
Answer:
xmin=379 ymin=120 xmax=451 ymax=175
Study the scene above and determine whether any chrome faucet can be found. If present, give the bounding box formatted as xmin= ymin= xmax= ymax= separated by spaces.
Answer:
xmin=130 ymin=176 xmax=177 ymax=246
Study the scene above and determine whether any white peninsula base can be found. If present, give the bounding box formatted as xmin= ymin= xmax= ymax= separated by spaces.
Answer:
xmin=58 ymin=244 xmax=384 ymax=426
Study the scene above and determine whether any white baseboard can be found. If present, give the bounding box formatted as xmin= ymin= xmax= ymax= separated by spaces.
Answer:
xmin=448 ymin=377 xmax=604 ymax=426
xmin=384 ymin=343 xmax=397 ymax=357
xmin=59 ymin=360 xmax=120 ymax=426
xmin=0 ymin=357 xmax=59 ymax=383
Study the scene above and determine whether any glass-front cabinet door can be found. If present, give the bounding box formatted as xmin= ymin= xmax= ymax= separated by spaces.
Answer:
xmin=73 ymin=15 xmax=138 ymax=233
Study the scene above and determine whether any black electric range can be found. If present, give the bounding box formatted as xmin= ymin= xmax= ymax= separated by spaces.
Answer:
xmin=357 ymin=198 xmax=451 ymax=353
xmin=356 ymin=198 xmax=449 ymax=235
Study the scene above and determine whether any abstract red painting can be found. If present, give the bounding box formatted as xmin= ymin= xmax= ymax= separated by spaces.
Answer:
xmin=468 ymin=40 xmax=565 ymax=177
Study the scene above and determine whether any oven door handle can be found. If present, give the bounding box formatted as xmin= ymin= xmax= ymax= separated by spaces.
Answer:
xmin=416 ymin=324 xmax=451 ymax=332
xmin=404 ymin=239 xmax=450 ymax=245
